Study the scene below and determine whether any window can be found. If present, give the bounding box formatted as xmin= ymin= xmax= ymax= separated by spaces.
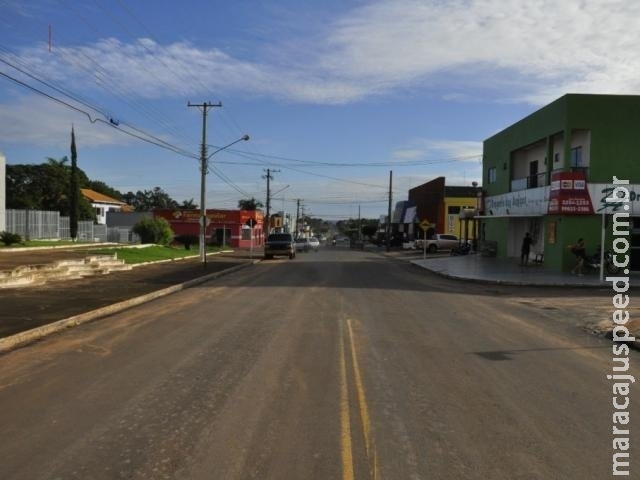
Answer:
xmin=570 ymin=146 xmax=583 ymax=167
xmin=488 ymin=167 xmax=497 ymax=184
xmin=554 ymin=152 xmax=560 ymax=164
xmin=448 ymin=206 xmax=461 ymax=214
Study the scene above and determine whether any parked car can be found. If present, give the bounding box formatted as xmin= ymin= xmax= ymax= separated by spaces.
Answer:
xmin=308 ymin=237 xmax=320 ymax=251
xmin=402 ymin=241 xmax=416 ymax=250
xmin=264 ymin=233 xmax=296 ymax=259
xmin=295 ymin=237 xmax=310 ymax=252
xmin=416 ymin=234 xmax=460 ymax=253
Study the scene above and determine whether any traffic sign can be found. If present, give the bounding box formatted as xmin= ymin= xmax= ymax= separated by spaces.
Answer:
xmin=245 ymin=218 xmax=257 ymax=228
xmin=420 ymin=219 xmax=431 ymax=231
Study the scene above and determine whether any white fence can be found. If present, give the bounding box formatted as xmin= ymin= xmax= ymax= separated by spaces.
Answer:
xmin=5 ymin=210 xmax=60 ymax=239
xmin=5 ymin=209 xmax=137 ymax=243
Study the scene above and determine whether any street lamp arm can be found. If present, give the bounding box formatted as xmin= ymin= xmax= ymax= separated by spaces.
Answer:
xmin=206 ymin=134 xmax=250 ymax=160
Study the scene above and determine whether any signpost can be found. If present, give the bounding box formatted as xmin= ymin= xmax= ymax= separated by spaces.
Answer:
xmin=420 ymin=219 xmax=431 ymax=259
xmin=246 ymin=218 xmax=256 ymax=259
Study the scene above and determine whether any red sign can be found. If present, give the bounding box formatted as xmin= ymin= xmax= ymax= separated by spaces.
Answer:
xmin=547 ymin=171 xmax=594 ymax=215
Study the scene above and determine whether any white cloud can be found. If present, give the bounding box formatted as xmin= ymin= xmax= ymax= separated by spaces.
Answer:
xmin=0 ymin=94 xmax=128 ymax=148
xmin=392 ymin=139 xmax=483 ymax=162
xmin=11 ymin=1 xmax=640 ymax=106
xmin=321 ymin=0 xmax=640 ymax=104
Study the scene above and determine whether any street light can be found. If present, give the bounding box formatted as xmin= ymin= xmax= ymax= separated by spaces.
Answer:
xmin=199 ymin=134 xmax=250 ymax=266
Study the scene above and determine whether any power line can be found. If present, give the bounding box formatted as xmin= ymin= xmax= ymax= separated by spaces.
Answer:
xmin=0 ymin=67 xmax=199 ymax=158
xmin=221 ymin=146 xmax=481 ymax=168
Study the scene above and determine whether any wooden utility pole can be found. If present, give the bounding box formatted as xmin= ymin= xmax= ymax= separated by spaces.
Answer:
xmin=386 ymin=171 xmax=393 ymax=252
xmin=263 ymin=168 xmax=280 ymax=235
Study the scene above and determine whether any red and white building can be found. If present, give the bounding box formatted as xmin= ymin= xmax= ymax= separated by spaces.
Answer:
xmin=154 ymin=208 xmax=265 ymax=248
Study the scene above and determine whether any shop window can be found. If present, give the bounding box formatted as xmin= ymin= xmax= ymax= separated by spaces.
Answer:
xmin=570 ymin=146 xmax=583 ymax=167
xmin=488 ymin=167 xmax=497 ymax=184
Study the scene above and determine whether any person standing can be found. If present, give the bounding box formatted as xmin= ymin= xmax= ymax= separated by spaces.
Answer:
xmin=520 ymin=232 xmax=533 ymax=266
xmin=571 ymin=238 xmax=587 ymax=275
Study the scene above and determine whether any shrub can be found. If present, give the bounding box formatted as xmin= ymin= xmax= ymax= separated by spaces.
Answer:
xmin=175 ymin=234 xmax=198 ymax=250
xmin=0 ymin=231 xmax=23 ymax=246
xmin=132 ymin=217 xmax=174 ymax=245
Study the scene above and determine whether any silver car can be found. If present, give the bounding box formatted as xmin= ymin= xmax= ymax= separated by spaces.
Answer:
xmin=308 ymin=237 xmax=320 ymax=252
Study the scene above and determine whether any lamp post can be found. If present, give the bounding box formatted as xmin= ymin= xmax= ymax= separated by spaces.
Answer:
xmin=198 ymin=134 xmax=250 ymax=266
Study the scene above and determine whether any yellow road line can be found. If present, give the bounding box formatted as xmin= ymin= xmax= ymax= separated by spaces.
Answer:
xmin=340 ymin=326 xmax=355 ymax=480
xmin=347 ymin=318 xmax=380 ymax=479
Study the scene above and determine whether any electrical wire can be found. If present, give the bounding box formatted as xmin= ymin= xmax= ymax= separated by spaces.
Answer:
xmin=0 ymin=67 xmax=199 ymax=158
xmin=222 ymin=147 xmax=482 ymax=168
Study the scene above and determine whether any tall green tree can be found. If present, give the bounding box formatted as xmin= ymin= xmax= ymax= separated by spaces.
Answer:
xmin=69 ymin=127 xmax=80 ymax=240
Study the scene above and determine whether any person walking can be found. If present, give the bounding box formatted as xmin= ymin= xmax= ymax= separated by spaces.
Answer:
xmin=520 ymin=232 xmax=533 ymax=266
xmin=571 ymin=238 xmax=587 ymax=275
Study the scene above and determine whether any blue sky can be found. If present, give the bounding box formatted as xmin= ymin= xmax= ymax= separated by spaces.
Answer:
xmin=1 ymin=0 xmax=638 ymax=219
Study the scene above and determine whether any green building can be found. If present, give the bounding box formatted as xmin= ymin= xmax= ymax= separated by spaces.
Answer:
xmin=480 ymin=94 xmax=640 ymax=271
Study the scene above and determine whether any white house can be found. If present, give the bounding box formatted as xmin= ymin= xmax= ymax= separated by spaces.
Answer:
xmin=81 ymin=188 xmax=128 ymax=225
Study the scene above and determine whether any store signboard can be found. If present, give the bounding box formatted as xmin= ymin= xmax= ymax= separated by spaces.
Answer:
xmin=484 ymin=187 xmax=548 ymax=216
xmin=589 ymin=183 xmax=640 ymax=214
xmin=484 ymin=182 xmax=640 ymax=217
xmin=547 ymin=171 xmax=594 ymax=215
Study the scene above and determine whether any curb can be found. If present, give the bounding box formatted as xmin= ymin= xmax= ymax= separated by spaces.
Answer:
xmin=0 ymin=260 xmax=259 ymax=355
xmin=407 ymin=259 xmax=613 ymax=288
xmin=0 ymin=242 xmax=119 ymax=253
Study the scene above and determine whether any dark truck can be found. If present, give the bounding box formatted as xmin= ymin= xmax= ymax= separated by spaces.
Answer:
xmin=264 ymin=233 xmax=296 ymax=259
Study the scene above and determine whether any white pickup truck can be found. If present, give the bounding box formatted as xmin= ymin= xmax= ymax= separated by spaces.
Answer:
xmin=415 ymin=234 xmax=460 ymax=253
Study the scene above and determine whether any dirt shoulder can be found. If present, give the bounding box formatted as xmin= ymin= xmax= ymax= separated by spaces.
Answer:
xmin=0 ymin=249 xmax=253 ymax=339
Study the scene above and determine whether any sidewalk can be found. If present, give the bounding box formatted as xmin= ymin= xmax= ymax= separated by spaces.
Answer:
xmin=402 ymin=252 xmax=638 ymax=287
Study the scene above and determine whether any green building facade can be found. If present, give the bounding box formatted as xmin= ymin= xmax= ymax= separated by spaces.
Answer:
xmin=480 ymin=94 xmax=640 ymax=271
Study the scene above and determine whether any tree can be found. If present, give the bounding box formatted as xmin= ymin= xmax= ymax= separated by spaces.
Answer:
xmin=6 ymin=161 xmax=94 ymax=220
xmin=85 ymin=180 xmax=124 ymax=201
xmin=69 ymin=127 xmax=80 ymax=240
xmin=124 ymin=187 xmax=179 ymax=211
xmin=238 ymin=197 xmax=264 ymax=210
xmin=132 ymin=217 xmax=174 ymax=245
xmin=337 ymin=218 xmax=379 ymax=240
xmin=303 ymin=217 xmax=330 ymax=236
xmin=180 ymin=198 xmax=198 ymax=209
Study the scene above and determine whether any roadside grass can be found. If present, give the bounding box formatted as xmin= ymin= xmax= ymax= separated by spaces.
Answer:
xmin=88 ymin=245 xmax=223 ymax=264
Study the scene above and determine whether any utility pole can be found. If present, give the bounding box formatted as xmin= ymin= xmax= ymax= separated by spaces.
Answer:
xmin=188 ymin=101 xmax=222 ymax=266
xmin=386 ymin=170 xmax=393 ymax=252
xmin=263 ymin=168 xmax=280 ymax=235
xmin=296 ymin=199 xmax=301 ymax=236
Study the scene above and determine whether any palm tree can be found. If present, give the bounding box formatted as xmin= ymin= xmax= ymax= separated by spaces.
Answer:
xmin=238 ymin=197 xmax=264 ymax=210
xmin=180 ymin=198 xmax=198 ymax=209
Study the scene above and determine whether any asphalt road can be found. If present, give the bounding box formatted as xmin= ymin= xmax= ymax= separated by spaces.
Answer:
xmin=0 ymin=247 xmax=638 ymax=479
